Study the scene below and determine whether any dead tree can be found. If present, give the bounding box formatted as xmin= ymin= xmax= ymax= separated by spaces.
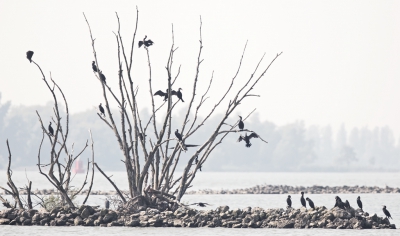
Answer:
xmin=28 ymin=58 xmax=95 ymax=208
xmin=84 ymin=9 xmax=281 ymax=204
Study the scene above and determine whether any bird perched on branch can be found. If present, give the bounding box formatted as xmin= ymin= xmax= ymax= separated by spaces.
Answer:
xmin=306 ymin=197 xmax=315 ymax=209
xmin=99 ymin=71 xmax=106 ymax=84
xmin=99 ymin=103 xmax=105 ymax=117
xmin=300 ymin=192 xmax=306 ymax=208
xmin=190 ymin=202 xmax=211 ymax=207
xmin=138 ymin=35 xmax=154 ymax=48
xmin=382 ymin=205 xmax=392 ymax=219
xmin=238 ymin=116 xmax=244 ymax=130
xmin=26 ymin=51 xmax=34 ymax=63
xmin=172 ymin=88 xmax=184 ymax=102
xmin=92 ymin=61 xmax=98 ymax=72
xmin=138 ymin=133 xmax=147 ymax=141
xmin=237 ymin=132 xmax=259 ymax=148
xmin=357 ymin=196 xmax=363 ymax=210
xmin=286 ymin=195 xmax=292 ymax=208
xmin=48 ymin=122 xmax=54 ymax=136
xmin=154 ymin=90 xmax=169 ymax=101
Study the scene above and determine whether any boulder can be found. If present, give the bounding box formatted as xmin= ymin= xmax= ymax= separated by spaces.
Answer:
xmin=0 ymin=218 xmax=10 ymax=225
xmin=125 ymin=219 xmax=140 ymax=227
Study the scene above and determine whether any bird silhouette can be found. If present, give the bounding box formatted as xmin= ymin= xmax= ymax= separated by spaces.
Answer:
xmin=99 ymin=72 xmax=106 ymax=84
xmin=300 ymin=192 xmax=306 ymax=208
xmin=238 ymin=116 xmax=244 ymax=130
xmin=286 ymin=195 xmax=292 ymax=208
xmin=92 ymin=61 xmax=98 ymax=72
xmin=382 ymin=205 xmax=392 ymax=219
xmin=357 ymin=196 xmax=363 ymax=210
xmin=99 ymin=103 xmax=105 ymax=116
xmin=306 ymin=197 xmax=315 ymax=209
xmin=26 ymin=51 xmax=34 ymax=63
xmin=189 ymin=202 xmax=211 ymax=207
xmin=139 ymin=35 xmax=154 ymax=48
xmin=175 ymin=129 xmax=183 ymax=141
xmin=237 ymin=132 xmax=259 ymax=147
xmin=48 ymin=122 xmax=54 ymax=136
xmin=172 ymin=88 xmax=184 ymax=102
xmin=154 ymin=90 xmax=169 ymax=101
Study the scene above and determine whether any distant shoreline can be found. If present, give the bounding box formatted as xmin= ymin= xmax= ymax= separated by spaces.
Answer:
xmin=2 ymin=185 xmax=399 ymax=196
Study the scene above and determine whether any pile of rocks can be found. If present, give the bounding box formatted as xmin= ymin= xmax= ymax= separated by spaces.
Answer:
xmin=187 ymin=185 xmax=400 ymax=195
xmin=0 ymin=205 xmax=396 ymax=229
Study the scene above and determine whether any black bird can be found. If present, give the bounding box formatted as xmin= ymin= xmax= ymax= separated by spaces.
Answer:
xmin=154 ymin=90 xmax=168 ymax=101
xmin=357 ymin=196 xmax=363 ymax=210
xmin=195 ymin=157 xmax=199 ymax=165
xmin=238 ymin=116 xmax=244 ymax=130
xmin=138 ymin=133 xmax=147 ymax=141
xmin=237 ymin=132 xmax=259 ymax=148
xmin=99 ymin=103 xmax=105 ymax=116
xmin=175 ymin=129 xmax=183 ymax=141
xmin=382 ymin=205 xmax=392 ymax=219
xmin=26 ymin=51 xmax=34 ymax=63
xmin=287 ymin=195 xmax=292 ymax=208
xmin=138 ymin=35 xmax=154 ymax=48
xmin=199 ymin=164 xmax=202 ymax=171
xmin=190 ymin=202 xmax=210 ymax=207
xmin=345 ymin=200 xmax=351 ymax=209
xmin=92 ymin=61 xmax=98 ymax=72
xmin=172 ymin=88 xmax=184 ymax=102
xmin=105 ymin=199 xmax=110 ymax=209
xmin=334 ymin=196 xmax=346 ymax=209
xmin=300 ymin=192 xmax=306 ymax=208
xmin=48 ymin=122 xmax=54 ymax=136
xmin=306 ymin=197 xmax=315 ymax=209
xmin=99 ymin=72 xmax=106 ymax=84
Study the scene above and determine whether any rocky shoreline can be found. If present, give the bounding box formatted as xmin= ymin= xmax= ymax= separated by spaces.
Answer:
xmin=0 ymin=205 xmax=396 ymax=229
xmin=2 ymin=185 xmax=400 ymax=196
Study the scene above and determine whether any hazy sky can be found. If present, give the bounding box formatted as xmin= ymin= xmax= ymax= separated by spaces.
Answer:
xmin=1 ymin=1 xmax=399 ymax=138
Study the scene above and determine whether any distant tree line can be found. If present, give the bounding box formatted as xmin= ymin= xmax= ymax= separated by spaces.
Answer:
xmin=0 ymin=94 xmax=399 ymax=172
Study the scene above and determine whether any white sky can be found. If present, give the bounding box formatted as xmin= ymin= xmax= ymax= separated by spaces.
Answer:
xmin=0 ymin=0 xmax=399 ymax=139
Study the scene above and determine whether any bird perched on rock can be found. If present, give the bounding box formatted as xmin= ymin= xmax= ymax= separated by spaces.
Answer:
xmin=92 ymin=61 xmax=98 ymax=72
xmin=238 ymin=116 xmax=244 ymax=130
xmin=300 ymin=192 xmax=306 ymax=208
xmin=154 ymin=90 xmax=168 ymax=101
xmin=138 ymin=35 xmax=154 ymax=48
xmin=237 ymin=132 xmax=259 ymax=148
xmin=105 ymin=199 xmax=109 ymax=209
xmin=48 ymin=122 xmax=54 ymax=136
xmin=286 ymin=195 xmax=292 ymax=208
xmin=357 ymin=196 xmax=363 ymax=210
xmin=172 ymin=88 xmax=184 ymax=102
xmin=190 ymin=202 xmax=211 ymax=207
xmin=334 ymin=196 xmax=346 ymax=209
xmin=345 ymin=200 xmax=351 ymax=209
xmin=26 ymin=51 xmax=34 ymax=63
xmin=306 ymin=197 xmax=315 ymax=209
xmin=99 ymin=103 xmax=105 ymax=117
xmin=382 ymin=205 xmax=392 ymax=219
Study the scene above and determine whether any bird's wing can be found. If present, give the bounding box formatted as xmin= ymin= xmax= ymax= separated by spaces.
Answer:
xmin=171 ymin=90 xmax=177 ymax=96
xmin=154 ymin=90 xmax=165 ymax=96
xmin=185 ymin=144 xmax=200 ymax=147
xmin=249 ymin=132 xmax=259 ymax=139
xmin=237 ymin=136 xmax=244 ymax=142
xmin=138 ymin=41 xmax=143 ymax=48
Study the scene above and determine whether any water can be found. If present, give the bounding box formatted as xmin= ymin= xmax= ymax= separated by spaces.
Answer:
xmin=1 ymin=171 xmax=399 ymax=235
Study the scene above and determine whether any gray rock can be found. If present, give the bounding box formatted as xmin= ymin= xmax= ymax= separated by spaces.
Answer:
xmin=56 ymin=219 xmax=66 ymax=226
xmin=139 ymin=220 xmax=148 ymax=227
xmin=102 ymin=212 xmax=117 ymax=223
xmin=278 ymin=220 xmax=295 ymax=228
xmin=173 ymin=219 xmax=183 ymax=227
xmin=0 ymin=218 xmax=10 ymax=225
xmin=81 ymin=208 xmax=91 ymax=219
xmin=125 ymin=219 xmax=140 ymax=227
xmin=74 ymin=216 xmax=83 ymax=226
xmin=22 ymin=219 xmax=32 ymax=226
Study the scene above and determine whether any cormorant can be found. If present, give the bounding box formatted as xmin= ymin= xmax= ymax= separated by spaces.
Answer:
xmin=190 ymin=202 xmax=210 ymax=207
xmin=99 ymin=103 xmax=105 ymax=116
xmin=199 ymin=164 xmax=202 ymax=171
xmin=195 ymin=157 xmax=199 ymax=165
xmin=92 ymin=61 xmax=98 ymax=72
xmin=334 ymin=196 xmax=346 ymax=209
xmin=138 ymin=35 xmax=154 ymax=48
xmin=172 ymin=88 xmax=184 ymax=102
xmin=345 ymin=200 xmax=351 ymax=209
xmin=300 ymin=192 xmax=306 ymax=208
xmin=105 ymin=199 xmax=110 ymax=209
xmin=287 ymin=195 xmax=292 ymax=208
xmin=26 ymin=51 xmax=34 ymax=63
xmin=48 ymin=122 xmax=54 ymax=136
xmin=382 ymin=205 xmax=392 ymax=219
xmin=237 ymin=132 xmax=259 ymax=148
xmin=238 ymin=116 xmax=244 ymax=130
xmin=99 ymin=72 xmax=106 ymax=84
xmin=154 ymin=90 xmax=168 ymax=101
xmin=357 ymin=196 xmax=363 ymax=210
xmin=306 ymin=197 xmax=315 ymax=209
xmin=138 ymin=133 xmax=147 ymax=141
xmin=175 ymin=129 xmax=183 ymax=141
